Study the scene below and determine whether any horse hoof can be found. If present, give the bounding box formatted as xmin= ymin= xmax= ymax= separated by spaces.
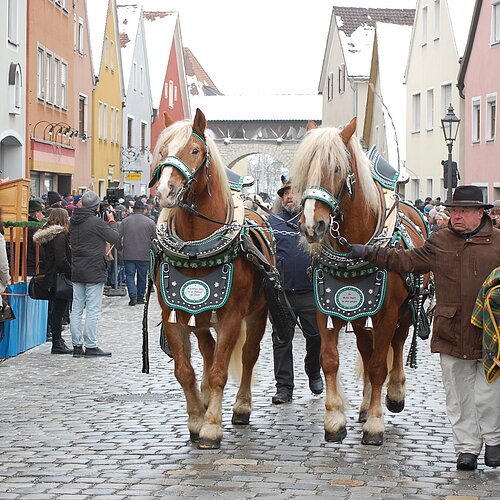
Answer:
xmin=197 ymin=437 xmax=221 ymax=450
xmin=232 ymin=412 xmax=250 ymax=425
xmin=358 ymin=410 xmax=367 ymax=423
xmin=189 ymin=431 xmax=199 ymax=443
xmin=325 ymin=427 xmax=347 ymax=443
xmin=385 ymin=395 xmax=405 ymax=413
xmin=361 ymin=431 xmax=383 ymax=446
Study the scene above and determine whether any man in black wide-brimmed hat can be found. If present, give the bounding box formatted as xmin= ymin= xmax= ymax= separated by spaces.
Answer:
xmin=345 ymin=185 xmax=500 ymax=470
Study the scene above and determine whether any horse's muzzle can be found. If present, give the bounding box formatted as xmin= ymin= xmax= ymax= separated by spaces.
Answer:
xmin=300 ymin=220 xmax=327 ymax=243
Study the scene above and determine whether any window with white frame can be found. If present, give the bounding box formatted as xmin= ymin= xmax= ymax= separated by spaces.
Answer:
xmin=8 ymin=0 xmax=18 ymax=45
xmin=434 ymin=0 xmax=440 ymax=39
xmin=493 ymin=1 xmax=500 ymax=43
xmin=45 ymin=52 xmax=53 ymax=103
xmin=110 ymin=40 xmax=115 ymax=71
xmin=472 ymin=97 xmax=481 ymax=143
xmin=412 ymin=178 xmax=420 ymax=200
xmin=426 ymin=178 xmax=433 ymax=198
xmin=327 ymin=73 xmax=333 ymax=101
xmin=486 ymin=93 xmax=497 ymax=141
xmin=78 ymin=18 xmax=84 ymax=54
xmin=127 ymin=116 xmax=134 ymax=148
xmin=37 ymin=47 xmax=44 ymax=99
xmin=104 ymin=36 xmax=109 ymax=67
xmin=141 ymin=121 xmax=147 ymax=151
xmin=441 ymin=83 xmax=452 ymax=118
xmin=8 ymin=63 xmax=22 ymax=114
xmin=98 ymin=101 xmax=104 ymax=139
xmin=140 ymin=66 xmax=144 ymax=95
xmin=422 ymin=5 xmax=428 ymax=45
xmin=53 ymin=58 xmax=60 ymax=106
xmin=133 ymin=62 xmax=137 ymax=91
xmin=103 ymin=103 xmax=108 ymax=141
xmin=427 ymin=89 xmax=434 ymax=130
xmin=78 ymin=94 xmax=88 ymax=138
xmin=61 ymin=62 xmax=67 ymax=108
xmin=115 ymin=110 xmax=120 ymax=144
xmin=338 ymin=64 xmax=346 ymax=94
xmin=168 ymin=80 xmax=174 ymax=108
xmin=110 ymin=107 xmax=115 ymax=143
xmin=412 ymin=93 xmax=421 ymax=133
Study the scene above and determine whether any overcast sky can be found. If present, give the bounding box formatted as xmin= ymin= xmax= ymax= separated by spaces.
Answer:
xmin=141 ymin=0 xmax=417 ymax=96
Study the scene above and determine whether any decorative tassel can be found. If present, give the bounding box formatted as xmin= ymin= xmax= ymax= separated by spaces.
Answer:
xmin=210 ymin=310 xmax=218 ymax=323
xmin=346 ymin=322 xmax=353 ymax=333
xmin=168 ymin=309 xmax=177 ymax=323
xmin=188 ymin=314 xmax=196 ymax=327
xmin=365 ymin=316 xmax=373 ymax=328
xmin=326 ymin=316 xmax=334 ymax=330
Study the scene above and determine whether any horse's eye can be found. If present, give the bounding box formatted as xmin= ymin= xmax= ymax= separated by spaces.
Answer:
xmin=334 ymin=165 xmax=340 ymax=173
xmin=192 ymin=147 xmax=200 ymax=155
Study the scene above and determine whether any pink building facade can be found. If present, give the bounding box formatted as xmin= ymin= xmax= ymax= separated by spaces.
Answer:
xmin=458 ymin=0 xmax=500 ymax=202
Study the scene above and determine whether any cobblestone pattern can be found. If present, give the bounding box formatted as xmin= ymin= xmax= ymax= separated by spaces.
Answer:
xmin=0 ymin=293 xmax=498 ymax=499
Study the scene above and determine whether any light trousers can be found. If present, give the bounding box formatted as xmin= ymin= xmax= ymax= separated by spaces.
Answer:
xmin=440 ymin=353 xmax=500 ymax=455
xmin=70 ymin=282 xmax=105 ymax=349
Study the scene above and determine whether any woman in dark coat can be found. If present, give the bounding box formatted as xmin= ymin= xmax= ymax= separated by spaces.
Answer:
xmin=33 ymin=208 xmax=73 ymax=354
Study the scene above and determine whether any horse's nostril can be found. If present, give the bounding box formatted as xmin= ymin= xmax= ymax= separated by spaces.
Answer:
xmin=314 ymin=220 xmax=326 ymax=238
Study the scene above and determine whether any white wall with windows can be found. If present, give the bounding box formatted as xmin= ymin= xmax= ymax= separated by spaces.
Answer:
xmin=1 ymin=0 xmax=26 ymax=181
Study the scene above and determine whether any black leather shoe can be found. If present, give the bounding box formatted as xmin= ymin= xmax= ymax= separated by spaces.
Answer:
xmin=456 ymin=453 xmax=478 ymax=470
xmin=73 ymin=345 xmax=84 ymax=358
xmin=272 ymin=392 xmax=292 ymax=404
xmin=51 ymin=339 xmax=73 ymax=354
xmin=84 ymin=347 xmax=112 ymax=357
xmin=485 ymin=444 xmax=500 ymax=467
xmin=128 ymin=297 xmax=137 ymax=306
xmin=137 ymin=297 xmax=145 ymax=304
xmin=309 ymin=376 xmax=324 ymax=395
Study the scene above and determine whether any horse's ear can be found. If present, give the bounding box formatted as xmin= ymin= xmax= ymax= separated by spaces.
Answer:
xmin=163 ymin=112 xmax=175 ymax=129
xmin=340 ymin=117 xmax=357 ymax=144
xmin=192 ymin=108 xmax=207 ymax=137
xmin=306 ymin=120 xmax=318 ymax=131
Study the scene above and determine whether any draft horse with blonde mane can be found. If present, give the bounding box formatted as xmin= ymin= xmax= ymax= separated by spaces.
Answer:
xmin=146 ymin=109 xmax=280 ymax=450
xmin=292 ymin=117 xmax=430 ymax=445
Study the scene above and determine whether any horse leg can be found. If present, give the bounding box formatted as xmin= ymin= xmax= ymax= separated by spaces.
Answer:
xmin=232 ymin=306 xmax=267 ymax=425
xmin=353 ymin=325 xmax=373 ymax=423
xmin=196 ymin=328 xmax=216 ymax=409
xmin=320 ymin=315 xmax=347 ymax=442
xmin=385 ymin=313 xmax=411 ymax=414
xmin=163 ymin=321 xmax=206 ymax=443
xmin=361 ymin=308 xmax=400 ymax=446
xmin=198 ymin=315 xmax=243 ymax=449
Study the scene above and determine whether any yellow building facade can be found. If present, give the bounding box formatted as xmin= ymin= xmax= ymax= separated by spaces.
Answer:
xmin=90 ymin=0 xmax=124 ymax=197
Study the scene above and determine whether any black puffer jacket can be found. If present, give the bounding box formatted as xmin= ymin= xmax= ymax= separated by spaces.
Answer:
xmin=32 ymin=224 xmax=71 ymax=290
xmin=70 ymin=208 xmax=120 ymax=283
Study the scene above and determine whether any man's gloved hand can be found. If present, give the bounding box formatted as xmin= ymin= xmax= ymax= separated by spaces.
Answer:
xmin=345 ymin=243 xmax=369 ymax=260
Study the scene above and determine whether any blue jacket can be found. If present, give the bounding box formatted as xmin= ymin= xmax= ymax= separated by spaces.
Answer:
xmin=269 ymin=209 xmax=312 ymax=292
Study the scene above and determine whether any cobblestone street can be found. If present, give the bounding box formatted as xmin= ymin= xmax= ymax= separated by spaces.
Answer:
xmin=0 ymin=292 xmax=498 ymax=499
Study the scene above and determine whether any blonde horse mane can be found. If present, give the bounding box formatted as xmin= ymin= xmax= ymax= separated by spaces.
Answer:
xmin=152 ymin=117 xmax=232 ymax=225
xmin=291 ymin=126 xmax=379 ymax=214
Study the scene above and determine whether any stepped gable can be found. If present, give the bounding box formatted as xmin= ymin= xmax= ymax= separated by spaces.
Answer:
xmin=334 ymin=6 xmax=415 ymax=35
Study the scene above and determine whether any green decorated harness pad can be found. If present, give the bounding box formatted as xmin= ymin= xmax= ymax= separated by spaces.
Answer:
xmin=159 ymin=262 xmax=234 ymax=314
xmin=313 ymin=268 xmax=388 ymax=322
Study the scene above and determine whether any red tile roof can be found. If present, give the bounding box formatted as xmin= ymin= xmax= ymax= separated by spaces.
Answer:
xmin=183 ymin=47 xmax=221 ymax=95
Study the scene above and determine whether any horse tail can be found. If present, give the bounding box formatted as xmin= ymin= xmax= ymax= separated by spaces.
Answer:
xmin=228 ymin=320 xmax=246 ymax=382
xmin=355 ymin=346 xmax=394 ymax=382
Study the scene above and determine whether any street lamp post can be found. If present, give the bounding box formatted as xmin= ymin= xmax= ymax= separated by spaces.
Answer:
xmin=440 ymin=104 xmax=461 ymax=203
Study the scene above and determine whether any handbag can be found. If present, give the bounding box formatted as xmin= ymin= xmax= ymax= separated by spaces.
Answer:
xmin=28 ymin=275 xmax=51 ymax=300
xmin=54 ymin=273 xmax=73 ymax=300
xmin=0 ymin=294 xmax=15 ymax=322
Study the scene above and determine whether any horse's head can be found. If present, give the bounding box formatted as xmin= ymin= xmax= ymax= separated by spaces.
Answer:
xmin=291 ymin=117 xmax=357 ymax=244
xmin=150 ymin=108 xmax=211 ymax=209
